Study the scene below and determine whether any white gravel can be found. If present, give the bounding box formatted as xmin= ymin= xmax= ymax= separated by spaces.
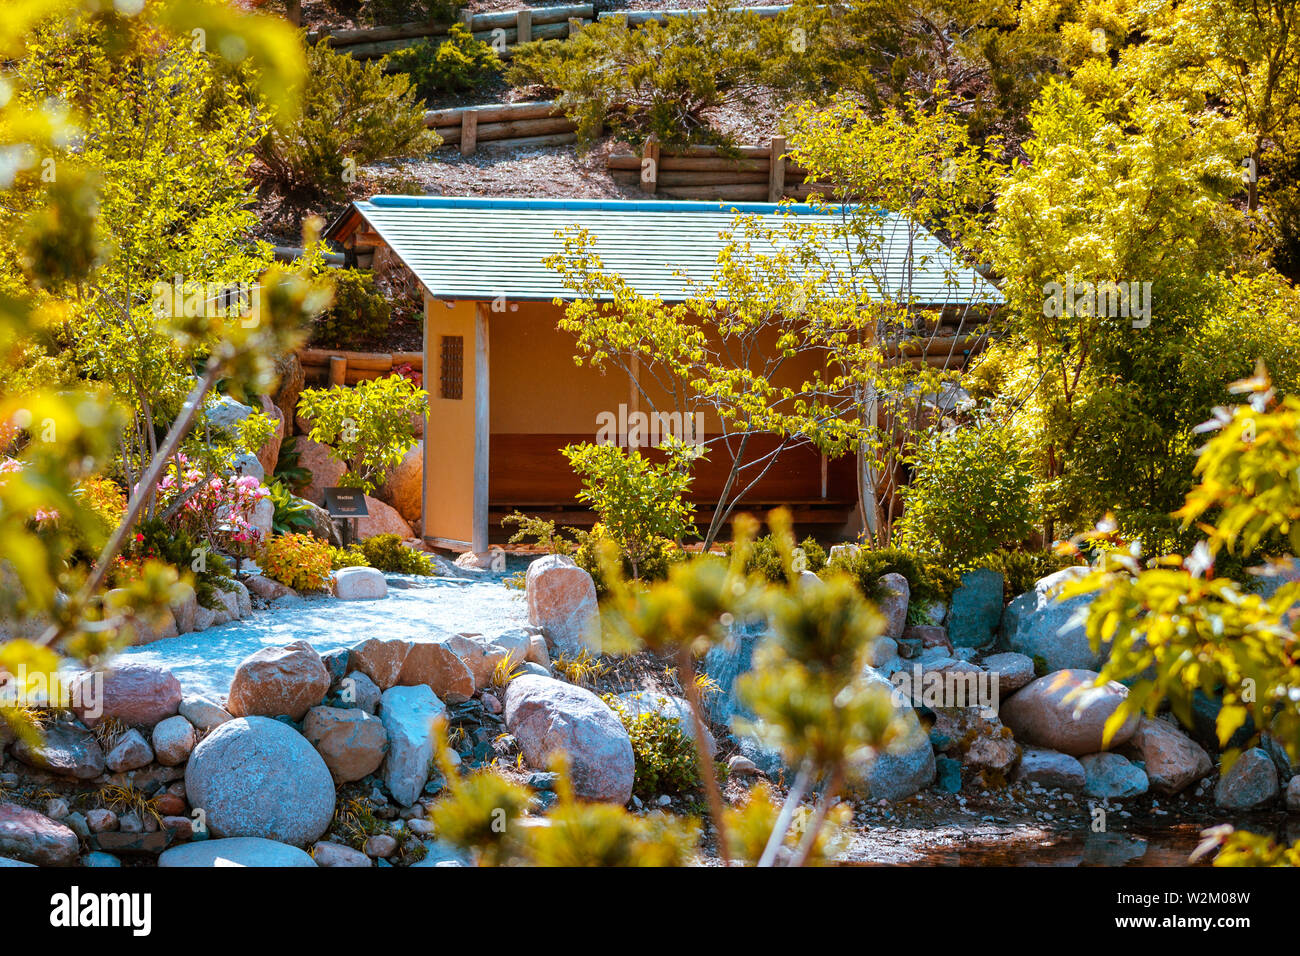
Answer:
xmin=118 ymin=575 xmax=528 ymax=700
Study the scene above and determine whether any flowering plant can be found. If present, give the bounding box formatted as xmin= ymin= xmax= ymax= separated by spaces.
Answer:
xmin=259 ymin=532 xmax=333 ymax=592
xmin=149 ymin=454 xmax=268 ymax=553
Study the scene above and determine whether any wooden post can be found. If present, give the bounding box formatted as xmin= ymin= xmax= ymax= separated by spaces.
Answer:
xmin=328 ymin=355 xmax=347 ymax=387
xmin=472 ymin=302 xmax=491 ymax=556
xmin=517 ymin=8 xmax=532 ymax=43
xmin=640 ymin=134 xmax=660 ymax=195
xmin=461 ymin=110 xmax=478 ymax=157
xmin=568 ymin=16 xmax=583 ymax=36
xmin=461 ymin=8 xmax=475 ymax=30
xmin=768 ymin=135 xmax=787 ymax=203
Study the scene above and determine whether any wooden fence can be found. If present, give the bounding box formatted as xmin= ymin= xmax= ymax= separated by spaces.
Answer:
xmin=424 ymin=100 xmax=577 ymax=156
xmin=310 ymin=4 xmax=790 ymax=60
xmin=299 ymin=348 xmax=424 ymax=387
xmin=607 ymin=136 xmax=833 ymax=202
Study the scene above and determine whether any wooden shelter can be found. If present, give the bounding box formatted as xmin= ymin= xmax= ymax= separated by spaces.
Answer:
xmin=324 ymin=196 xmax=1002 ymax=554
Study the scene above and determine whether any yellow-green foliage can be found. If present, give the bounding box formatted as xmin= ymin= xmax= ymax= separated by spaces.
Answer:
xmin=359 ymin=533 xmax=434 ymax=575
xmin=260 ymin=532 xmax=334 ymax=592
xmin=604 ymin=694 xmax=701 ymax=798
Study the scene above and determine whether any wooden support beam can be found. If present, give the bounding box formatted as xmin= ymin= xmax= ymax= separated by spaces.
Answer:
xmin=768 ymin=135 xmax=787 ymax=202
xmin=328 ymin=355 xmax=347 ymax=387
xmin=568 ymin=16 xmax=583 ymax=35
xmin=472 ymin=302 xmax=491 ymax=555
xmin=517 ymin=8 xmax=532 ymax=43
xmin=640 ymin=134 xmax=660 ymax=194
xmin=461 ymin=110 xmax=478 ymax=157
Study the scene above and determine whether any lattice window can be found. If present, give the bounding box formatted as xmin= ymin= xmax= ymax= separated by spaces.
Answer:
xmin=440 ymin=335 xmax=463 ymax=400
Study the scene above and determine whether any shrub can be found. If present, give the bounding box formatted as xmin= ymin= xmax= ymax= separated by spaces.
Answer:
xmin=311 ymin=268 xmax=391 ymax=350
xmin=110 ymin=518 xmax=234 ymax=609
xmin=260 ymin=532 xmax=334 ymax=592
xmin=823 ymin=545 xmax=960 ymax=624
xmin=563 ymin=440 xmax=698 ymax=580
xmin=574 ymin=523 xmax=685 ymax=596
xmin=359 ymin=533 xmax=434 ymax=575
xmin=297 ymin=375 xmax=427 ymax=493
xmin=507 ymin=6 xmax=766 ymax=148
xmin=894 ymin=420 xmax=1036 ymax=568
xmin=255 ymin=39 xmax=440 ymax=204
xmin=975 ymin=548 xmax=1082 ymax=601
xmin=388 ymin=23 xmax=502 ymax=101
xmin=362 ymin=0 xmax=464 ymax=26
xmin=329 ymin=544 xmax=370 ymax=569
xmin=604 ymin=695 xmax=701 ymax=798
xmin=736 ymin=533 xmax=827 ymax=583
xmin=266 ymin=480 xmax=316 ymax=536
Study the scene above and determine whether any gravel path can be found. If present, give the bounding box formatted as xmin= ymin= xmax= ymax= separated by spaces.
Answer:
xmin=118 ymin=574 xmax=528 ymax=699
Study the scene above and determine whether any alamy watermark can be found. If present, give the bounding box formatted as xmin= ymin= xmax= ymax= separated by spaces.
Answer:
xmin=890 ymin=664 xmax=1000 ymax=717
xmin=1042 ymin=278 xmax=1152 ymax=329
xmin=150 ymin=274 xmax=260 ymax=327
xmin=595 ymin=404 xmax=705 ymax=450
xmin=0 ymin=666 xmax=102 ymax=719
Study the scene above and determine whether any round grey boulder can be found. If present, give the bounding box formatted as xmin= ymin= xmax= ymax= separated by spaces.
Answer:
xmin=159 ymin=837 xmax=317 ymax=867
xmin=185 ymin=716 xmax=336 ymax=846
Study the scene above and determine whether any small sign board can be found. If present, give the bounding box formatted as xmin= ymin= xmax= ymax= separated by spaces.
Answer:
xmin=323 ymin=487 xmax=369 ymax=518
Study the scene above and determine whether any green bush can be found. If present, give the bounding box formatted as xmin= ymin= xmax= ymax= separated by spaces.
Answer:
xmin=297 ymin=375 xmax=427 ymax=493
xmin=256 ymin=39 xmax=440 ymax=204
xmin=360 ymin=533 xmax=434 ymax=575
xmin=823 ymin=545 xmax=960 ymax=625
xmin=736 ymin=533 xmax=827 ymax=583
xmin=265 ymin=480 xmax=316 ymax=536
xmin=563 ymin=440 xmax=699 ymax=581
xmin=574 ymin=523 xmax=685 ymax=596
xmin=894 ymin=420 xmax=1036 ymax=568
xmin=506 ymin=6 xmax=766 ymax=148
xmin=388 ymin=23 xmax=502 ymax=101
xmin=311 ymin=268 xmax=391 ymax=351
xmin=329 ymin=544 xmax=371 ymax=569
xmin=604 ymin=695 xmax=701 ymax=798
xmin=111 ymin=518 xmax=234 ymax=610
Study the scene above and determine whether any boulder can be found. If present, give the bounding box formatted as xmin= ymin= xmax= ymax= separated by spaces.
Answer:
xmin=616 ymin=690 xmax=717 ymax=757
xmin=227 ymin=640 xmax=331 ymax=721
xmin=245 ymin=573 xmax=295 ymax=602
xmin=272 ymin=352 xmax=304 ymax=434
xmin=179 ymin=695 xmax=232 ymax=732
xmin=1000 ymin=566 xmax=1100 ymax=671
xmin=302 ymin=706 xmax=389 ymax=784
xmin=334 ymin=566 xmax=388 ymax=601
xmin=105 ymin=728 xmax=154 ymax=773
xmin=205 ymin=395 xmax=255 ymax=433
xmin=354 ymin=495 xmax=414 ymax=540
xmin=446 ymin=633 xmax=510 ymax=690
xmin=1215 ymin=747 xmax=1280 ymax=810
xmin=505 ymin=675 xmax=634 ymax=804
xmin=159 ymin=837 xmax=317 ymax=868
xmin=1013 ymin=746 xmax=1086 ymax=791
xmin=379 ymin=685 xmax=447 ymax=807
xmin=525 ymin=554 xmax=601 ymax=655
xmin=902 ymin=624 xmax=951 ymax=653
xmin=170 ymin=585 xmax=198 ymax=635
xmin=980 ymin=652 xmax=1036 ymax=696
xmin=348 ymin=638 xmax=410 ymax=691
xmin=1080 ymin=752 xmax=1149 ymax=798
xmin=930 ymin=708 xmax=1019 ymax=777
xmin=152 ymin=715 xmax=197 ymax=767
xmin=297 ymin=436 xmax=346 ymax=505
xmin=376 ymin=440 xmax=423 ymax=524
xmin=185 ymin=716 xmax=336 ymax=846
xmin=337 ymin=671 xmax=383 ymax=714
xmin=1287 ymin=775 xmax=1300 ymax=812
xmin=72 ymin=662 xmax=182 ymax=729
xmin=255 ymin=394 xmax=285 ymax=477
xmin=249 ymin=496 xmax=275 ymax=543
xmin=947 ymin=569 xmax=1005 ymax=647
xmin=527 ymin=634 xmax=551 ymax=670
xmin=0 ymin=803 xmax=79 ymax=866
xmin=1000 ymin=669 xmax=1139 ymax=756
xmin=876 ymin=572 xmax=910 ymax=641
xmin=396 ymin=641 xmax=475 ymax=704
xmin=312 ymin=841 xmax=373 ymax=867
xmin=232 ymin=452 xmax=264 ymax=483
xmin=12 ymin=722 xmax=106 ymax=780
xmin=1127 ymin=717 xmax=1212 ymax=795
xmin=299 ymin=497 xmax=343 ymax=547
xmin=849 ymin=669 xmax=936 ymax=801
